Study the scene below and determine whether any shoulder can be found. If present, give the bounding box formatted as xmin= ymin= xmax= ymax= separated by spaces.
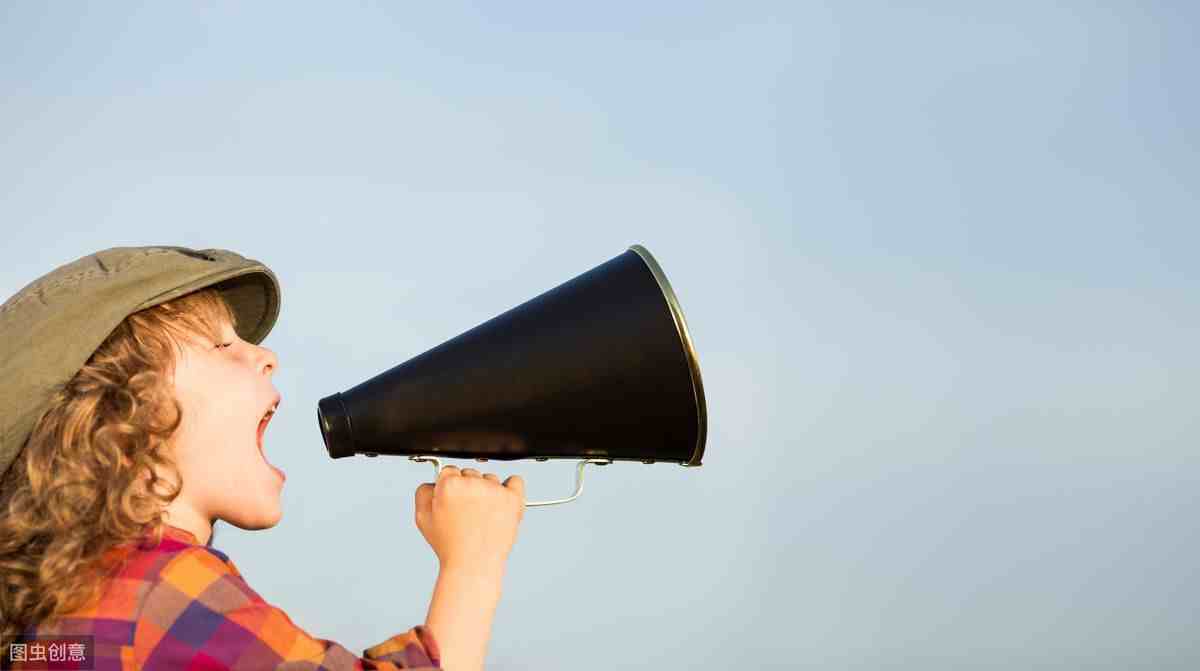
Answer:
xmin=108 ymin=533 xmax=239 ymax=584
xmin=42 ymin=537 xmax=265 ymax=655
xmin=140 ymin=543 xmax=265 ymax=616
xmin=132 ymin=545 xmax=285 ymax=668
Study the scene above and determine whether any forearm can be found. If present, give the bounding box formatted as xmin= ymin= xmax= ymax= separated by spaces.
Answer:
xmin=424 ymin=563 xmax=506 ymax=671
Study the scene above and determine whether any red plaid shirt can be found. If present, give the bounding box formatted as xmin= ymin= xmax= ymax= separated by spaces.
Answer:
xmin=10 ymin=524 xmax=441 ymax=670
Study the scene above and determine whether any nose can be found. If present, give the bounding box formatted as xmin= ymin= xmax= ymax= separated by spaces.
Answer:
xmin=258 ymin=346 xmax=279 ymax=377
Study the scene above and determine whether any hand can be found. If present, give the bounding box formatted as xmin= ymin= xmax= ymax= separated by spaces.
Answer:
xmin=414 ymin=465 xmax=526 ymax=573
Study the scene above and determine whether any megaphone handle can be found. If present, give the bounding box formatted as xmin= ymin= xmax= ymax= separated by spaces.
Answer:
xmin=409 ymin=456 xmax=612 ymax=507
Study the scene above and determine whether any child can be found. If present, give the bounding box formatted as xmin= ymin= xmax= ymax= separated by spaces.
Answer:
xmin=0 ymin=245 xmax=525 ymax=671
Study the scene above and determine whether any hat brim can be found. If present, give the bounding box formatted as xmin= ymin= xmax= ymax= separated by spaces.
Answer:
xmin=142 ymin=263 xmax=281 ymax=345
xmin=210 ymin=270 xmax=281 ymax=345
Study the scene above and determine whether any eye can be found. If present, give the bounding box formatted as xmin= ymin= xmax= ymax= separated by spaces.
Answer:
xmin=216 ymin=341 xmax=233 ymax=349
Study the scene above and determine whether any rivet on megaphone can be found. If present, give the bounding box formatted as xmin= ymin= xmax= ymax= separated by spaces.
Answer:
xmin=535 ymin=457 xmax=549 ymax=462
xmin=476 ymin=457 xmax=489 ymax=462
xmin=363 ymin=452 xmax=379 ymax=457
xmin=642 ymin=459 xmax=656 ymax=464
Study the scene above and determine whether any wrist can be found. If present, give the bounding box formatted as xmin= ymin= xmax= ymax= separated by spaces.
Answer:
xmin=438 ymin=558 xmax=508 ymax=583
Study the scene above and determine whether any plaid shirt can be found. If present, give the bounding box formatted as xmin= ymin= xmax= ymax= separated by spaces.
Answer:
xmin=10 ymin=525 xmax=441 ymax=670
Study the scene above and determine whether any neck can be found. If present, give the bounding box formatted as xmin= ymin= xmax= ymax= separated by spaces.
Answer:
xmin=162 ymin=503 xmax=214 ymax=545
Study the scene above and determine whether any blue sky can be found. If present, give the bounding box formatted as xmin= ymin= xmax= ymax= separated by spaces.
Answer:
xmin=2 ymin=3 xmax=1197 ymax=669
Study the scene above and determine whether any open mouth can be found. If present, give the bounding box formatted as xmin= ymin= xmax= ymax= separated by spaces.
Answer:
xmin=257 ymin=415 xmax=270 ymax=450
xmin=257 ymin=404 xmax=285 ymax=482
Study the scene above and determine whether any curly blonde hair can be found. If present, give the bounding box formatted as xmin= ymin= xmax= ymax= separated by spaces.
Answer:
xmin=0 ymin=287 xmax=237 ymax=653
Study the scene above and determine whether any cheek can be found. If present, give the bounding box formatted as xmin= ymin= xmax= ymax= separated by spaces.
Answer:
xmin=172 ymin=403 xmax=255 ymax=482
xmin=182 ymin=383 xmax=255 ymax=443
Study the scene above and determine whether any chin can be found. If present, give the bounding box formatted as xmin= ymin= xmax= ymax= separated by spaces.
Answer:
xmin=224 ymin=507 xmax=283 ymax=531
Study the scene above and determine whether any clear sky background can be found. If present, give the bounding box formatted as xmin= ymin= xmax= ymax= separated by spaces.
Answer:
xmin=2 ymin=3 xmax=1197 ymax=669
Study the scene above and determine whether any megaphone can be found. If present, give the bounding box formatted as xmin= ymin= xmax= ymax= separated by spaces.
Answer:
xmin=317 ymin=245 xmax=706 ymax=507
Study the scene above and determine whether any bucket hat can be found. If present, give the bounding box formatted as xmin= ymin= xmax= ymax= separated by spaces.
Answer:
xmin=0 ymin=245 xmax=281 ymax=482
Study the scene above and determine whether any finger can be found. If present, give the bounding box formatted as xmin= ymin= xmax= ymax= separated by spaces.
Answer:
xmin=461 ymin=468 xmax=481 ymax=478
xmin=502 ymin=475 xmax=526 ymax=501
xmin=415 ymin=482 xmax=434 ymax=514
xmin=437 ymin=465 xmax=460 ymax=483
xmin=482 ymin=473 xmax=500 ymax=483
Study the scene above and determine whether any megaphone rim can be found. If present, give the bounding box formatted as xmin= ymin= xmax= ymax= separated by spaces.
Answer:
xmin=627 ymin=244 xmax=708 ymax=467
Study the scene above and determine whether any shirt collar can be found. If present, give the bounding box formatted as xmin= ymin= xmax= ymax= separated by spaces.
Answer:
xmin=160 ymin=523 xmax=202 ymax=545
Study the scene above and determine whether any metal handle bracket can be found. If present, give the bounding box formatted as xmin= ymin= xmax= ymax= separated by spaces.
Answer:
xmin=409 ymin=455 xmax=612 ymax=507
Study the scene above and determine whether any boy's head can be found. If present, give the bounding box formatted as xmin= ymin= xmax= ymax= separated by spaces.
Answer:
xmin=0 ymin=246 xmax=280 ymax=644
xmin=2 ymin=283 xmax=285 ymax=539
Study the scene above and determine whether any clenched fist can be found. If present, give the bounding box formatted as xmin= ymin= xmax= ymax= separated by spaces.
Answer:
xmin=414 ymin=465 xmax=526 ymax=573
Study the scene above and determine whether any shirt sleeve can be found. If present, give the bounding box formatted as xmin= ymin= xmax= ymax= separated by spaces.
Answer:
xmin=133 ymin=546 xmax=442 ymax=670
